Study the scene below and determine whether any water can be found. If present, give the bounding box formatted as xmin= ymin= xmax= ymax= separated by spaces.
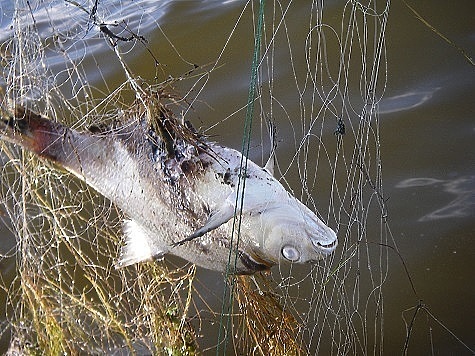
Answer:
xmin=373 ymin=1 xmax=475 ymax=352
xmin=0 ymin=1 xmax=474 ymax=354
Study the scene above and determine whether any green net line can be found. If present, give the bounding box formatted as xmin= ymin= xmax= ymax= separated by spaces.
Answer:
xmin=216 ymin=1 xmax=266 ymax=354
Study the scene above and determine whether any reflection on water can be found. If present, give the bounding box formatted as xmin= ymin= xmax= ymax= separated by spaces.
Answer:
xmin=396 ymin=176 xmax=475 ymax=221
xmin=379 ymin=88 xmax=438 ymax=114
xmin=0 ymin=0 xmax=174 ymax=86
xmin=0 ymin=0 xmax=172 ymax=43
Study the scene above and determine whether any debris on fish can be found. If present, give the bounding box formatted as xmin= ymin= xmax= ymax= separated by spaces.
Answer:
xmin=0 ymin=104 xmax=338 ymax=274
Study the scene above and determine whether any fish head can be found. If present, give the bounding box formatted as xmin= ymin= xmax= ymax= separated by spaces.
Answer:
xmin=257 ymin=204 xmax=338 ymax=265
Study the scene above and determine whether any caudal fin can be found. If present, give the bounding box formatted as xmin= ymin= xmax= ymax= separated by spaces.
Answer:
xmin=0 ymin=106 xmax=67 ymax=162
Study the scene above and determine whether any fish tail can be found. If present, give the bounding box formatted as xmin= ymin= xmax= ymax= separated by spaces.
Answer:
xmin=1 ymin=106 xmax=69 ymax=163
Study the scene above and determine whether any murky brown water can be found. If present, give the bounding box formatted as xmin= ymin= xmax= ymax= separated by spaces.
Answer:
xmin=1 ymin=1 xmax=474 ymax=354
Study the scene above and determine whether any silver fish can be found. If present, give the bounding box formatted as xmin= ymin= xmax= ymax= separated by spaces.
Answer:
xmin=0 ymin=106 xmax=337 ymax=274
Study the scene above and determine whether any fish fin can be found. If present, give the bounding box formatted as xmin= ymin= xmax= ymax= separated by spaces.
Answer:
xmin=263 ymin=120 xmax=277 ymax=176
xmin=116 ymin=219 xmax=166 ymax=268
xmin=264 ymin=154 xmax=274 ymax=176
xmin=1 ymin=107 xmax=103 ymax=178
xmin=172 ymin=201 xmax=235 ymax=246
xmin=1 ymin=107 xmax=65 ymax=157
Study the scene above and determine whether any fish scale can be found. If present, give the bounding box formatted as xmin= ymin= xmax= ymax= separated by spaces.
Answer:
xmin=0 ymin=106 xmax=338 ymax=274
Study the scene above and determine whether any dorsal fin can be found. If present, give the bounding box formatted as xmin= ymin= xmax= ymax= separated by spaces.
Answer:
xmin=264 ymin=121 xmax=277 ymax=176
xmin=264 ymin=153 xmax=275 ymax=176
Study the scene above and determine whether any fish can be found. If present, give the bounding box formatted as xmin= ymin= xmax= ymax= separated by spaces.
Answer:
xmin=0 ymin=104 xmax=338 ymax=274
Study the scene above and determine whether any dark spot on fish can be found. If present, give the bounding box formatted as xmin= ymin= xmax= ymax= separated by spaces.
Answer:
xmin=249 ymin=210 xmax=262 ymax=216
xmin=200 ymin=159 xmax=211 ymax=169
xmin=180 ymin=160 xmax=196 ymax=175
xmin=223 ymin=170 xmax=233 ymax=185
xmin=174 ymin=148 xmax=184 ymax=161
xmin=216 ymin=168 xmax=235 ymax=186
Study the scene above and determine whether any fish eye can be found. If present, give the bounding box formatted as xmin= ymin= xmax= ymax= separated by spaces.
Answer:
xmin=281 ymin=245 xmax=300 ymax=262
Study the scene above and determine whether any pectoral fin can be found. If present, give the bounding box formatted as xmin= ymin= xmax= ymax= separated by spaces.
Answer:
xmin=116 ymin=219 xmax=167 ymax=268
xmin=172 ymin=200 xmax=235 ymax=246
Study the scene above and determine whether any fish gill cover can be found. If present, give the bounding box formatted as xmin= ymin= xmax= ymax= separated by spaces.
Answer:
xmin=0 ymin=0 xmax=473 ymax=355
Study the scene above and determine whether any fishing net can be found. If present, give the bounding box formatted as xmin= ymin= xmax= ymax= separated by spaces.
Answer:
xmin=0 ymin=0 xmax=472 ymax=354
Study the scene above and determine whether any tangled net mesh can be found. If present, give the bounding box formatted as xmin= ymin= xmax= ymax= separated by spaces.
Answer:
xmin=1 ymin=1 xmax=469 ymax=355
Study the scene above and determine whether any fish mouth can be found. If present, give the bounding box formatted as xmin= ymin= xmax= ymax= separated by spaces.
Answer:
xmin=308 ymin=239 xmax=338 ymax=264
xmin=312 ymin=238 xmax=338 ymax=255
xmin=315 ymin=240 xmax=337 ymax=249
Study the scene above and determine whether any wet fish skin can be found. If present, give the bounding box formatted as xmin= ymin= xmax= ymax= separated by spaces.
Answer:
xmin=1 ymin=107 xmax=246 ymax=272
xmin=0 ymin=107 xmax=338 ymax=273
